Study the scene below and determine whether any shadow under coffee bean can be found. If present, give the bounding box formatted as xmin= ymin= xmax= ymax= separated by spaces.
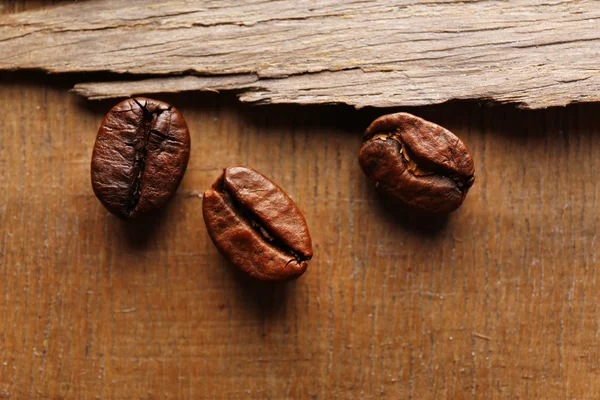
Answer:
xmin=202 ymin=166 xmax=313 ymax=282
xmin=91 ymin=97 xmax=191 ymax=219
xmin=359 ymin=112 xmax=475 ymax=214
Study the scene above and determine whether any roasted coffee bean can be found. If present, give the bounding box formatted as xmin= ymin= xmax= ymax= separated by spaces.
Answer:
xmin=359 ymin=113 xmax=475 ymax=213
xmin=91 ymin=98 xmax=190 ymax=219
xmin=202 ymin=166 xmax=312 ymax=281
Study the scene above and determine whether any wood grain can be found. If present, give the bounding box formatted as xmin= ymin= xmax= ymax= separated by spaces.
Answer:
xmin=2 ymin=2 xmax=600 ymax=399
xmin=2 ymin=0 xmax=600 ymax=108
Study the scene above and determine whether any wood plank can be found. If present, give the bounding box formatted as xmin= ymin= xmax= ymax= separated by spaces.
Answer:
xmin=2 ymin=0 xmax=600 ymax=108
xmin=3 ymin=61 xmax=600 ymax=400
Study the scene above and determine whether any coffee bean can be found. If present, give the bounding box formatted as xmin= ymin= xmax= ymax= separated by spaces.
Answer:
xmin=359 ymin=113 xmax=475 ymax=213
xmin=202 ymin=166 xmax=312 ymax=281
xmin=91 ymin=98 xmax=190 ymax=219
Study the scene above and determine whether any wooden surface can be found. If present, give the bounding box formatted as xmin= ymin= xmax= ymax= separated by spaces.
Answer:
xmin=2 ymin=2 xmax=600 ymax=399
xmin=2 ymin=0 xmax=600 ymax=109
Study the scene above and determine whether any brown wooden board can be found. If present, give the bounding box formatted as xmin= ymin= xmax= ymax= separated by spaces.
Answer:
xmin=1 ymin=0 xmax=600 ymax=108
xmin=1 ymin=1 xmax=600 ymax=399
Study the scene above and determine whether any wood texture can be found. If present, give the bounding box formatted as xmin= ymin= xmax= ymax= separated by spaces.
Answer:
xmin=2 ymin=2 xmax=600 ymax=399
xmin=2 ymin=0 xmax=600 ymax=108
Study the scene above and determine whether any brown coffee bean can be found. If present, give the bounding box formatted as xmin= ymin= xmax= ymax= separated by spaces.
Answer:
xmin=91 ymin=98 xmax=190 ymax=219
xmin=202 ymin=166 xmax=312 ymax=281
xmin=359 ymin=113 xmax=475 ymax=213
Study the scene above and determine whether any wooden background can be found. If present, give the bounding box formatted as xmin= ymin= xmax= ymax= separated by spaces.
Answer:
xmin=1 ymin=1 xmax=599 ymax=399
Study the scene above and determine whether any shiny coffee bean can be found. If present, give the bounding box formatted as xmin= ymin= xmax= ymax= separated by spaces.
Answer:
xmin=203 ymin=166 xmax=312 ymax=281
xmin=91 ymin=98 xmax=191 ymax=219
xmin=359 ymin=112 xmax=475 ymax=213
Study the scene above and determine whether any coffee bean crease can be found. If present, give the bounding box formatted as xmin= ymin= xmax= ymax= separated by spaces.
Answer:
xmin=123 ymin=99 xmax=171 ymax=216
xmin=217 ymin=176 xmax=309 ymax=264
